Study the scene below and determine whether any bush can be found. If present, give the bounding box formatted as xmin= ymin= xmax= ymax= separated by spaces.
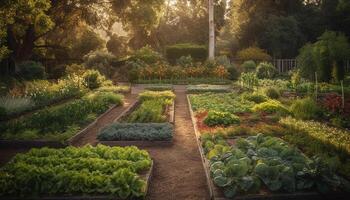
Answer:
xmin=83 ymin=70 xmax=105 ymax=89
xmin=227 ymin=66 xmax=239 ymax=80
xmin=264 ymin=87 xmax=280 ymax=99
xmin=131 ymin=46 xmax=163 ymax=64
xmin=166 ymin=43 xmax=207 ymax=64
xmin=176 ymin=55 xmax=194 ymax=67
xmin=83 ymin=50 xmax=117 ymax=77
xmin=18 ymin=61 xmax=45 ymax=80
xmin=252 ymin=100 xmax=289 ymax=114
xmin=98 ymin=123 xmax=173 ymax=141
xmin=241 ymin=60 xmax=256 ymax=72
xmin=290 ymin=97 xmax=319 ymax=120
xmin=0 ymin=97 xmax=35 ymax=117
xmin=241 ymin=92 xmax=268 ymax=103
xmin=85 ymin=92 xmax=124 ymax=105
xmin=204 ymin=111 xmax=240 ymax=127
xmin=236 ymin=47 xmax=272 ymax=61
xmin=256 ymin=62 xmax=277 ymax=79
xmin=65 ymin=63 xmax=86 ymax=75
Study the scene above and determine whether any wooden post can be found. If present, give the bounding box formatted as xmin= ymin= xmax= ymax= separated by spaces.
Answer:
xmin=208 ymin=0 xmax=215 ymax=60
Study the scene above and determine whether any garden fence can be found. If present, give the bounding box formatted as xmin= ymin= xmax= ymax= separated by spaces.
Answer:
xmin=273 ymin=59 xmax=297 ymax=74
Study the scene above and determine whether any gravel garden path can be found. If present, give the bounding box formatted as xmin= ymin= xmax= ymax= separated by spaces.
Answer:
xmin=144 ymin=86 xmax=210 ymax=200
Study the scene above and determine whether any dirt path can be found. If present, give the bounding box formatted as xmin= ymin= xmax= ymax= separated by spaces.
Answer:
xmin=72 ymin=93 xmax=137 ymax=147
xmin=144 ymin=86 xmax=210 ymax=200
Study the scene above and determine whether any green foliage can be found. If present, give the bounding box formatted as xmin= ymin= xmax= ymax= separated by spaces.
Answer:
xmin=131 ymin=46 xmax=163 ymax=64
xmin=96 ymin=85 xmax=130 ymax=93
xmin=204 ymin=111 xmax=240 ymax=127
xmin=252 ymin=100 xmax=289 ymax=114
xmin=290 ymin=97 xmax=319 ymax=120
xmin=256 ymin=62 xmax=277 ymax=79
xmin=189 ymin=93 xmax=255 ymax=114
xmin=126 ymin=99 xmax=170 ymax=123
xmin=239 ymin=72 xmax=259 ymax=89
xmin=236 ymin=47 xmax=272 ymax=62
xmin=204 ymin=134 xmax=350 ymax=198
xmin=65 ymin=63 xmax=86 ymax=75
xmin=0 ymin=107 xmax=6 ymax=121
xmin=83 ymin=50 xmax=117 ymax=77
xmin=241 ymin=60 xmax=257 ymax=72
xmin=297 ymin=31 xmax=350 ymax=82
xmin=176 ymin=55 xmax=194 ymax=67
xmin=280 ymin=117 xmax=350 ymax=156
xmin=241 ymin=92 xmax=268 ymax=104
xmin=18 ymin=61 xmax=46 ymax=80
xmin=227 ymin=66 xmax=240 ymax=80
xmin=0 ymin=145 xmax=151 ymax=198
xmin=0 ymin=97 xmax=35 ymax=117
xmin=144 ymin=84 xmax=173 ymax=91
xmin=187 ymin=85 xmax=231 ymax=93
xmin=138 ymin=90 xmax=175 ymax=102
xmin=83 ymin=70 xmax=106 ymax=90
xmin=0 ymin=92 xmax=123 ymax=141
xmin=166 ymin=43 xmax=207 ymax=64
xmin=264 ymin=87 xmax=281 ymax=99
xmin=98 ymin=123 xmax=173 ymax=141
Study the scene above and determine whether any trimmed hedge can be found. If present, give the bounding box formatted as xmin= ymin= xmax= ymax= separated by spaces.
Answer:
xmin=166 ymin=43 xmax=207 ymax=64
xmin=98 ymin=123 xmax=173 ymax=141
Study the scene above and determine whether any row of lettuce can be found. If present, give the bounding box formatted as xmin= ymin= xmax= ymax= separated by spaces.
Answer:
xmin=0 ymin=145 xmax=152 ymax=199
xmin=188 ymin=88 xmax=350 ymax=198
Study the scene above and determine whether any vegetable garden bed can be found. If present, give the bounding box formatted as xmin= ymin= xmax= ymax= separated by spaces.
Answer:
xmin=187 ymin=95 xmax=350 ymax=200
xmin=0 ymin=92 xmax=124 ymax=148
xmin=0 ymin=145 xmax=153 ymax=200
xmin=98 ymin=91 xmax=175 ymax=147
xmin=187 ymin=85 xmax=232 ymax=94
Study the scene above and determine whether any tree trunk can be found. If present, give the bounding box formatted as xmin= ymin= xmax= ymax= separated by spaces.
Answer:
xmin=208 ymin=0 xmax=215 ymax=60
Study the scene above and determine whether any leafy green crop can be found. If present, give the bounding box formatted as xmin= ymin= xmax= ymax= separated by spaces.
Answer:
xmin=126 ymin=99 xmax=170 ymax=123
xmin=202 ymin=133 xmax=350 ymax=198
xmin=138 ymin=90 xmax=175 ymax=102
xmin=204 ymin=111 xmax=240 ymax=127
xmin=98 ymin=123 xmax=173 ymax=141
xmin=252 ymin=100 xmax=289 ymax=114
xmin=0 ymin=92 xmax=123 ymax=142
xmin=0 ymin=145 xmax=152 ymax=198
xmin=189 ymin=92 xmax=255 ymax=114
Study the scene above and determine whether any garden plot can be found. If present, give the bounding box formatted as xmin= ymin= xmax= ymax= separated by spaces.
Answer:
xmin=0 ymin=91 xmax=124 ymax=148
xmin=98 ymin=91 xmax=175 ymax=147
xmin=0 ymin=145 xmax=153 ymax=199
xmin=187 ymin=85 xmax=232 ymax=93
xmin=187 ymin=92 xmax=350 ymax=200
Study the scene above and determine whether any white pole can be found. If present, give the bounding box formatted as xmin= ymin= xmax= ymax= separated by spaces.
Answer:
xmin=208 ymin=0 xmax=215 ymax=60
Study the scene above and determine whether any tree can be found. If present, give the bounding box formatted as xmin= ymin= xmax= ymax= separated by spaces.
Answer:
xmin=106 ymin=34 xmax=128 ymax=58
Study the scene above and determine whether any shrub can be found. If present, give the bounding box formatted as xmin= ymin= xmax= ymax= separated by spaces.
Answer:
xmin=98 ymin=123 xmax=173 ymax=141
xmin=239 ymin=72 xmax=258 ymax=89
xmin=83 ymin=50 xmax=117 ymax=77
xmin=236 ymin=47 xmax=272 ymax=61
xmin=241 ymin=92 xmax=268 ymax=103
xmin=256 ymin=62 xmax=277 ymax=79
xmin=264 ymin=87 xmax=280 ymax=99
xmin=227 ymin=66 xmax=239 ymax=80
xmin=241 ymin=60 xmax=256 ymax=72
xmin=131 ymin=46 xmax=163 ymax=64
xmin=65 ymin=63 xmax=86 ymax=75
xmin=85 ymin=92 xmax=124 ymax=105
xmin=204 ymin=111 xmax=240 ymax=127
xmin=290 ymin=97 xmax=319 ymax=120
xmin=18 ymin=61 xmax=45 ymax=80
xmin=252 ymin=100 xmax=289 ymax=114
xmin=176 ymin=55 xmax=194 ymax=67
xmin=166 ymin=43 xmax=207 ymax=64
xmin=0 ymin=145 xmax=151 ymax=198
xmin=83 ymin=70 xmax=105 ymax=89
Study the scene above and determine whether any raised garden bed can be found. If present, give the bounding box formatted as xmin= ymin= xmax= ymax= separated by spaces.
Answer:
xmin=0 ymin=145 xmax=153 ymax=200
xmin=187 ymin=95 xmax=350 ymax=200
xmin=98 ymin=91 xmax=175 ymax=147
xmin=0 ymin=92 xmax=124 ymax=149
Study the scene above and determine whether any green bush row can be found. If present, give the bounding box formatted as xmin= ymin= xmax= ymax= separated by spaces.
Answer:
xmin=98 ymin=123 xmax=173 ymax=141
xmin=166 ymin=43 xmax=207 ymax=64
xmin=0 ymin=145 xmax=151 ymax=198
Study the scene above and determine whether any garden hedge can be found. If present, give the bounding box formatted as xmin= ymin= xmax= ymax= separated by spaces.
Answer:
xmin=166 ymin=43 xmax=207 ymax=64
